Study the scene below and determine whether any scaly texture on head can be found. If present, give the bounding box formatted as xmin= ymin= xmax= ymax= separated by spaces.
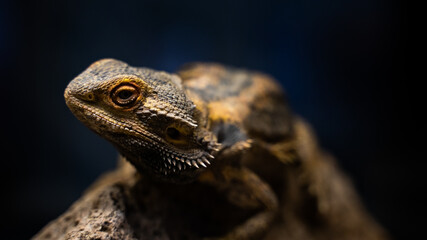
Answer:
xmin=65 ymin=59 xmax=219 ymax=182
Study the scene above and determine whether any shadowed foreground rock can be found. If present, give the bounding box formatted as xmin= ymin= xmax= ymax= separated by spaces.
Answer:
xmin=33 ymin=157 xmax=388 ymax=240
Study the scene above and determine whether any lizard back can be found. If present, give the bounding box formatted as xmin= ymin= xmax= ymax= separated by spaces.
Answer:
xmin=179 ymin=63 xmax=294 ymax=143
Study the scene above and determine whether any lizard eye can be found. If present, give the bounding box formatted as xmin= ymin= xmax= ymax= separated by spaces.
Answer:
xmin=111 ymin=84 xmax=140 ymax=107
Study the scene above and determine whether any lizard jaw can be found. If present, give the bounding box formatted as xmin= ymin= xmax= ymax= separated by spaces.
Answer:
xmin=65 ymin=95 xmax=144 ymax=137
xmin=65 ymin=94 xmax=213 ymax=180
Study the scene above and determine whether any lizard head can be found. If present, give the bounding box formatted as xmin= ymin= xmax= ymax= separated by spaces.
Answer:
xmin=64 ymin=59 xmax=219 ymax=182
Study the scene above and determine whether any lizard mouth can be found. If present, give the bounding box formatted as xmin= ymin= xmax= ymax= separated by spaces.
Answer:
xmin=65 ymin=94 xmax=213 ymax=178
xmin=65 ymin=95 xmax=141 ymax=136
xmin=65 ymin=95 xmax=169 ymax=149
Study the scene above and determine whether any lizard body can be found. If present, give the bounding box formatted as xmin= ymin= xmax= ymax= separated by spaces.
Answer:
xmin=63 ymin=59 xmax=387 ymax=240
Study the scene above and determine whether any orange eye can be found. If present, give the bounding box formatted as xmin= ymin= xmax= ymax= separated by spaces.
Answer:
xmin=111 ymin=84 xmax=140 ymax=107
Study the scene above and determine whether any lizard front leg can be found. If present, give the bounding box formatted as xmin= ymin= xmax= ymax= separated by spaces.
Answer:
xmin=199 ymin=162 xmax=279 ymax=240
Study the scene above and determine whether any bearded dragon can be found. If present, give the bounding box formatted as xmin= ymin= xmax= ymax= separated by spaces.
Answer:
xmin=61 ymin=59 xmax=387 ymax=240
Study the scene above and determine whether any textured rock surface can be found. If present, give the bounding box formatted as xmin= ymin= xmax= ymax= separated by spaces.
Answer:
xmin=33 ymin=161 xmax=246 ymax=240
xmin=32 ymin=163 xmax=170 ymax=240
xmin=33 ymin=157 xmax=388 ymax=240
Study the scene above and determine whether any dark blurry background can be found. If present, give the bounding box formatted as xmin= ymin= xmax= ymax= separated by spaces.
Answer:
xmin=1 ymin=0 xmax=408 ymax=239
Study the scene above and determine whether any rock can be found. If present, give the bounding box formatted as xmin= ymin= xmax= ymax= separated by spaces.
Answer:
xmin=33 ymin=158 xmax=388 ymax=240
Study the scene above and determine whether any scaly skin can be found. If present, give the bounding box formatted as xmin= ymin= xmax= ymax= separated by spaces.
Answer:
xmin=64 ymin=59 xmax=388 ymax=240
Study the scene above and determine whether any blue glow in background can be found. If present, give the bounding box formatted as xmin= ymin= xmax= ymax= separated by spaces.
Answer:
xmin=1 ymin=0 xmax=408 ymax=239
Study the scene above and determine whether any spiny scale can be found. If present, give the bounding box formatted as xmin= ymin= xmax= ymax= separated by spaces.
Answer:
xmin=191 ymin=160 xmax=199 ymax=168
xmin=197 ymin=159 xmax=206 ymax=168
xmin=163 ymin=155 xmax=210 ymax=172
xmin=202 ymin=157 xmax=211 ymax=165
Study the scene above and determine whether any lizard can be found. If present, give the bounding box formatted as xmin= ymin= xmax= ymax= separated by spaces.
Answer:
xmin=63 ymin=58 xmax=388 ymax=240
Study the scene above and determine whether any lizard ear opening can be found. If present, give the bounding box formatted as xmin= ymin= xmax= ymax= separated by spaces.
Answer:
xmin=166 ymin=127 xmax=182 ymax=140
xmin=165 ymin=126 xmax=191 ymax=145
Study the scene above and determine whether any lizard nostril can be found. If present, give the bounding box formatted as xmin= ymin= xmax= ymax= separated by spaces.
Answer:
xmin=74 ymin=92 xmax=96 ymax=102
xmin=64 ymin=82 xmax=96 ymax=103
xmin=85 ymin=93 xmax=95 ymax=101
